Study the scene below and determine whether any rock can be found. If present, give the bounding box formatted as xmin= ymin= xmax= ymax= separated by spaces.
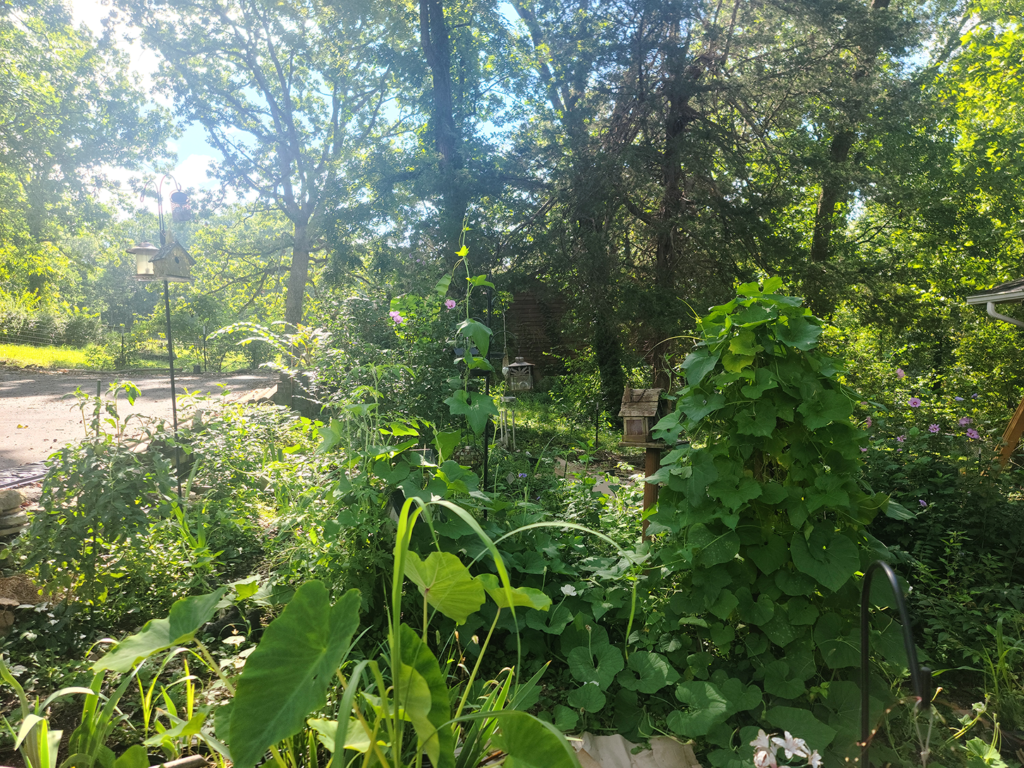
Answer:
xmin=0 ymin=488 xmax=25 ymax=512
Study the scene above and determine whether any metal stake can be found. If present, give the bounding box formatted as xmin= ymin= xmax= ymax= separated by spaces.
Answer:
xmin=163 ymin=278 xmax=182 ymax=498
xmin=860 ymin=560 xmax=931 ymax=767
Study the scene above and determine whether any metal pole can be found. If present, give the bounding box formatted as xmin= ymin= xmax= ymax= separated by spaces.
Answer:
xmin=860 ymin=560 xmax=931 ymax=767
xmin=163 ymin=279 xmax=182 ymax=498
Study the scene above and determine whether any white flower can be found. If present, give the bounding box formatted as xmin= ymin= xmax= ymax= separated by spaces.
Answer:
xmin=750 ymin=730 xmax=774 ymax=753
xmin=753 ymin=748 xmax=778 ymax=768
xmin=772 ymin=732 xmax=810 ymax=760
xmin=807 ymin=750 xmax=822 ymax=768
xmin=561 ymin=584 xmax=578 ymax=597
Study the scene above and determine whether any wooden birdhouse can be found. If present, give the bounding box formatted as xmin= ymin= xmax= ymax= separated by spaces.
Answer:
xmin=151 ymin=241 xmax=195 ymax=283
xmin=619 ymin=387 xmax=666 ymax=444
xmin=506 ymin=357 xmax=534 ymax=392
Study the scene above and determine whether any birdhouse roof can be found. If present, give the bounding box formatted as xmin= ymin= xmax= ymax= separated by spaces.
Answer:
xmin=618 ymin=387 xmax=663 ymax=417
xmin=152 ymin=241 xmax=195 ymax=265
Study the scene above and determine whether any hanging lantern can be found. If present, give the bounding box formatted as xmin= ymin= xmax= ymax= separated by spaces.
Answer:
xmin=506 ymin=357 xmax=534 ymax=392
xmin=127 ymin=242 xmax=159 ymax=280
xmin=170 ymin=190 xmax=191 ymax=223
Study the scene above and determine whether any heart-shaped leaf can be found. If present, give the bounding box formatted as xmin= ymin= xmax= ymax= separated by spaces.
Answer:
xmin=94 ymin=587 xmax=228 ymax=672
xmin=568 ymin=644 xmax=624 ymax=688
xmin=615 ymin=651 xmax=681 ymax=694
xmin=404 ymin=551 xmax=485 ymax=625
xmin=790 ymin=527 xmax=860 ymax=592
xmin=229 ymin=583 xmax=361 ymax=768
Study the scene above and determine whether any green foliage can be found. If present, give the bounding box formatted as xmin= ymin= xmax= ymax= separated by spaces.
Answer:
xmin=647 ymin=280 xmax=901 ymax=763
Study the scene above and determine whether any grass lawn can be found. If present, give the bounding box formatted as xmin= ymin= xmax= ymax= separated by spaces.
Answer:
xmin=0 ymin=342 xmax=96 ymax=369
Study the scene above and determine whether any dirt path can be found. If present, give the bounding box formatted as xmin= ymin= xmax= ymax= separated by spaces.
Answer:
xmin=0 ymin=369 xmax=277 ymax=470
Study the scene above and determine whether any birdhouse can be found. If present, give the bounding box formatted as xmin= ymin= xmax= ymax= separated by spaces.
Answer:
xmin=506 ymin=357 xmax=534 ymax=392
xmin=169 ymin=190 xmax=191 ymax=223
xmin=127 ymin=242 xmax=159 ymax=280
xmin=151 ymin=241 xmax=195 ymax=283
xmin=619 ymin=387 xmax=666 ymax=444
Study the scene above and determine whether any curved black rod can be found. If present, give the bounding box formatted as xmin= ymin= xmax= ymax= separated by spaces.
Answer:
xmin=861 ymin=560 xmax=932 ymax=767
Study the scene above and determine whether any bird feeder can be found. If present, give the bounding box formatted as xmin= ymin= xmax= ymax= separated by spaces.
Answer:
xmin=151 ymin=241 xmax=196 ymax=283
xmin=618 ymin=387 xmax=666 ymax=444
xmin=506 ymin=357 xmax=534 ymax=392
xmin=127 ymin=242 xmax=160 ymax=280
xmin=169 ymin=190 xmax=191 ymax=223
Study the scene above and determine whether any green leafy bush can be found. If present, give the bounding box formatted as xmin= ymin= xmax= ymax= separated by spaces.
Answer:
xmin=645 ymin=278 xmax=906 ymax=765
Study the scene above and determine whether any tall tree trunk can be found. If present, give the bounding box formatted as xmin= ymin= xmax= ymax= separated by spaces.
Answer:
xmin=805 ymin=0 xmax=891 ymax=317
xmin=284 ymin=219 xmax=310 ymax=328
xmin=419 ymin=0 xmax=467 ymax=258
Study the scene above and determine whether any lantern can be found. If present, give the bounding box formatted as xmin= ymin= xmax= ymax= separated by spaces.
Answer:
xmin=506 ymin=357 xmax=534 ymax=392
xmin=127 ymin=242 xmax=159 ymax=280
xmin=169 ymin=190 xmax=191 ymax=223
xmin=618 ymin=387 xmax=666 ymax=444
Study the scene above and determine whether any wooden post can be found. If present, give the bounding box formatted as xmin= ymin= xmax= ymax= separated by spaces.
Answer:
xmin=998 ymin=393 xmax=1024 ymax=467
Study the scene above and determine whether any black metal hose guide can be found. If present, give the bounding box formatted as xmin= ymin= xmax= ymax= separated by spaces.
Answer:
xmin=860 ymin=560 xmax=932 ymax=767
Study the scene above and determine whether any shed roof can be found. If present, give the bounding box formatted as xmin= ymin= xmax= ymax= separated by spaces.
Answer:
xmin=619 ymin=387 xmax=663 ymax=417
xmin=966 ymin=278 xmax=1024 ymax=306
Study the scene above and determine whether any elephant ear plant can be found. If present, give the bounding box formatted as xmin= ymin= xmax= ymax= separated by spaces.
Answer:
xmin=223 ymin=496 xmax=579 ymax=768
xmin=647 ymin=279 xmax=917 ymax=767
xmin=3 ymin=498 xmax=581 ymax=768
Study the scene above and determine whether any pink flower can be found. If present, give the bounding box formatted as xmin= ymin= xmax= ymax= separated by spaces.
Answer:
xmin=958 ymin=416 xmax=971 ymax=426
xmin=865 ymin=417 xmax=872 ymax=427
xmin=928 ymin=424 xmax=940 ymax=433
xmin=897 ymin=435 xmax=906 ymax=443
xmin=897 ymin=368 xmax=905 ymax=379
xmin=444 ymin=299 xmax=457 ymax=310
xmin=967 ymin=428 xmax=980 ymax=440
xmin=860 ymin=447 xmax=868 ymax=453
xmin=388 ymin=310 xmax=405 ymax=325
xmin=908 ymin=397 xmax=922 ymax=408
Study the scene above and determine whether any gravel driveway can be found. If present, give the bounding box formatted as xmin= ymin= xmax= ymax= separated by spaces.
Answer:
xmin=0 ymin=369 xmax=277 ymax=470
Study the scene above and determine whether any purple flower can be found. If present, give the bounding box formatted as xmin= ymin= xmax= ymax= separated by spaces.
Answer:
xmin=919 ymin=499 xmax=927 ymax=508
xmin=444 ymin=299 xmax=457 ymax=310
xmin=865 ymin=417 xmax=872 ymax=427
xmin=860 ymin=447 xmax=868 ymax=453
xmin=955 ymin=397 xmax=964 ymax=402
xmin=967 ymin=428 xmax=980 ymax=440
xmin=388 ymin=310 xmax=405 ymax=325
xmin=897 ymin=368 xmax=906 ymax=379
xmin=908 ymin=397 xmax=922 ymax=408
xmin=959 ymin=416 xmax=971 ymax=426
xmin=518 ymin=472 xmax=527 ymax=478
xmin=897 ymin=435 xmax=906 ymax=443
xmin=973 ymin=393 xmax=979 ymax=399
xmin=929 ymin=424 xmax=940 ymax=433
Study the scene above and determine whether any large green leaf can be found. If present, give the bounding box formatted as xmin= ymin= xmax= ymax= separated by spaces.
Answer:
xmin=490 ymin=711 xmax=581 ymax=768
xmin=398 ymin=626 xmax=455 ymax=767
xmin=615 ymin=651 xmax=681 ymax=694
xmin=94 ymin=587 xmax=228 ymax=672
xmin=775 ymin=316 xmax=821 ymax=351
xmin=790 ymin=527 xmax=860 ymax=592
xmin=764 ymin=706 xmax=836 ymax=752
xmin=404 ymin=551 xmax=486 ymax=624
xmin=566 ymin=684 xmax=606 ymax=713
xmin=477 ymin=573 xmax=551 ymax=611
xmin=567 ymin=644 xmax=624 ymax=688
xmin=456 ymin=319 xmax=492 ymax=357
xmin=797 ymin=389 xmax=853 ymax=430
xmin=445 ymin=389 xmax=499 ymax=436
xmin=813 ymin=614 xmax=860 ymax=669
xmin=228 ymin=583 xmax=361 ymax=768
xmin=683 ymin=347 xmax=721 ymax=386
xmin=669 ymin=681 xmax=730 ymax=736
